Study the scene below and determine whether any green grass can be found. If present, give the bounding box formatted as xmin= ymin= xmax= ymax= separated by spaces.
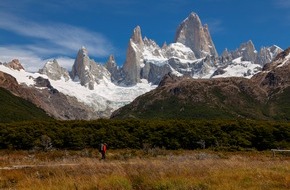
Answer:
xmin=0 ymin=87 xmax=52 ymax=123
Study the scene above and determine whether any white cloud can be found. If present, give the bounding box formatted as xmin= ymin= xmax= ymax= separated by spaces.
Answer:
xmin=0 ymin=46 xmax=74 ymax=72
xmin=204 ymin=19 xmax=225 ymax=34
xmin=0 ymin=12 xmax=115 ymax=72
xmin=0 ymin=13 xmax=114 ymax=57
xmin=0 ymin=46 xmax=47 ymax=72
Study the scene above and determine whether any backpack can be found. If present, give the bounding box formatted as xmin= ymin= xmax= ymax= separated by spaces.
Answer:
xmin=99 ymin=143 xmax=103 ymax=152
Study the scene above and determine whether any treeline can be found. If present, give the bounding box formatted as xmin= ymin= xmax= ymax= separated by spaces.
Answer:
xmin=0 ymin=119 xmax=289 ymax=151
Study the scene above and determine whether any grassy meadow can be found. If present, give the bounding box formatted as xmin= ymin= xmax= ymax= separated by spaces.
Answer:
xmin=0 ymin=149 xmax=290 ymax=190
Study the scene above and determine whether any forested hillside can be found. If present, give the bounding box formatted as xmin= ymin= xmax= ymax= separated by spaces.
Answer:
xmin=0 ymin=87 xmax=52 ymax=123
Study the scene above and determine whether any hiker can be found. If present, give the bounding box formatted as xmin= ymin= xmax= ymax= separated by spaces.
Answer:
xmin=99 ymin=143 xmax=107 ymax=160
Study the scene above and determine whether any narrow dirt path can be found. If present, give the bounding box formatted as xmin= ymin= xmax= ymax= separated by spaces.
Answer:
xmin=0 ymin=163 xmax=79 ymax=170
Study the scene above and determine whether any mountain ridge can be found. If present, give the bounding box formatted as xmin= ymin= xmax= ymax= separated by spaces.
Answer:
xmin=111 ymin=48 xmax=290 ymax=120
xmin=0 ymin=12 xmax=286 ymax=120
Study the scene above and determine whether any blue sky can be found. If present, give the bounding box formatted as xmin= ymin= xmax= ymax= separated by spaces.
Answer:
xmin=0 ymin=0 xmax=289 ymax=71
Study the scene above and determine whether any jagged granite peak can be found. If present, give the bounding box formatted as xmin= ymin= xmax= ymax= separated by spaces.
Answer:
xmin=261 ymin=47 xmax=290 ymax=71
xmin=39 ymin=59 xmax=70 ymax=81
xmin=237 ymin=40 xmax=257 ymax=62
xmin=221 ymin=41 xmax=282 ymax=67
xmin=6 ymin=59 xmax=25 ymax=71
xmin=122 ymin=26 xmax=145 ymax=85
xmin=105 ymin=54 xmax=122 ymax=83
xmin=256 ymin=45 xmax=283 ymax=66
xmin=105 ymin=55 xmax=117 ymax=69
xmin=162 ymin=42 xmax=168 ymax=49
xmin=175 ymin=12 xmax=218 ymax=58
xmin=131 ymin=26 xmax=144 ymax=46
xmin=71 ymin=47 xmax=110 ymax=90
xmin=143 ymin=37 xmax=164 ymax=58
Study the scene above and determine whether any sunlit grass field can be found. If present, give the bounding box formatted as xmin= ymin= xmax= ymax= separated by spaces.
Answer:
xmin=0 ymin=149 xmax=290 ymax=190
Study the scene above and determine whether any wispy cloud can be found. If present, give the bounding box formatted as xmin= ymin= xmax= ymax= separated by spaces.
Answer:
xmin=0 ymin=46 xmax=74 ymax=72
xmin=0 ymin=11 xmax=115 ymax=71
xmin=0 ymin=12 xmax=114 ymax=57
xmin=204 ymin=19 xmax=225 ymax=34
xmin=275 ymin=0 xmax=290 ymax=8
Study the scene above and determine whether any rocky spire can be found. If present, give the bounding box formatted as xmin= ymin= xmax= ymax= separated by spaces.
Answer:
xmin=105 ymin=55 xmax=117 ymax=69
xmin=175 ymin=12 xmax=218 ymax=58
xmin=131 ymin=26 xmax=144 ymax=46
xmin=105 ymin=55 xmax=121 ymax=83
xmin=39 ymin=59 xmax=70 ymax=81
xmin=256 ymin=45 xmax=283 ymax=66
xmin=238 ymin=40 xmax=257 ymax=62
xmin=6 ymin=59 xmax=25 ymax=71
xmin=122 ymin=26 xmax=144 ymax=85
xmin=71 ymin=47 xmax=110 ymax=90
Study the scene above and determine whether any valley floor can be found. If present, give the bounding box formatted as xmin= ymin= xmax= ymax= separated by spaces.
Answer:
xmin=0 ymin=149 xmax=290 ymax=190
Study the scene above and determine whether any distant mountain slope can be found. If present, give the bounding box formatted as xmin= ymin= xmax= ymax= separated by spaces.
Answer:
xmin=0 ymin=87 xmax=51 ymax=123
xmin=111 ymin=48 xmax=290 ymax=120
xmin=111 ymin=73 xmax=267 ymax=119
xmin=0 ymin=12 xmax=283 ymax=120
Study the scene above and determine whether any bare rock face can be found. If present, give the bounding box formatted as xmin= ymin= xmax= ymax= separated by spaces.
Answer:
xmin=237 ymin=40 xmax=257 ymax=62
xmin=122 ymin=26 xmax=144 ymax=85
xmin=256 ymin=45 xmax=283 ymax=66
xmin=175 ymin=12 xmax=218 ymax=58
xmin=6 ymin=59 xmax=25 ymax=71
xmin=142 ymin=62 xmax=172 ymax=85
xmin=71 ymin=47 xmax=110 ymax=90
xmin=0 ymin=71 xmax=99 ymax=120
xmin=252 ymin=48 xmax=290 ymax=94
xmin=105 ymin=55 xmax=122 ymax=83
xmin=39 ymin=59 xmax=70 ymax=81
xmin=221 ymin=41 xmax=282 ymax=67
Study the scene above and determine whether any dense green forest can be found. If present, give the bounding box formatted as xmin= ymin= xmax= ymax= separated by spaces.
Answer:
xmin=0 ymin=119 xmax=289 ymax=151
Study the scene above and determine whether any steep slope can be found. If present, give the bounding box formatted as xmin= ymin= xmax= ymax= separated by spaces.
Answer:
xmin=71 ymin=47 xmax=111 ymax=90
xmin=252 ymin=47 xmax=290 ymax=119
xmin=0 ymin=12 xmax=284 ymax=120
xmin=0 ymin=87 xmax=51 ymax=123
xmin=0 ymin=60 xmax=155 ymax=119
xmin=0 ymin=69 xmax=101 ymax=120
xmin=111 ymin=48 xmax=290 ymax=120
xmin=175 ymin=12 xmax=218 ymax=58
xmin=39 ymin=59 xmax=70 ymax=81
xmin=111 ymin=73 xmax=267 ymax=119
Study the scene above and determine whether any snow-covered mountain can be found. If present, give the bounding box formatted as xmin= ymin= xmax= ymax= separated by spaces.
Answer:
xmin=0 ymin=59 xmax=155 ymax=119
xmin=0 ymin=12 xmax=283 ymax=120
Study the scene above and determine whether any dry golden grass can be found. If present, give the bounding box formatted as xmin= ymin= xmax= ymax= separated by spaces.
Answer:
xmin=0 ymin=149 xmax=289 ymax=190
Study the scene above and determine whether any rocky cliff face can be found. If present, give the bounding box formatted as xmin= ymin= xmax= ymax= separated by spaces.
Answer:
xmin=122 ymin=26 xmax=144 ymax=85
xmin=256 ymin=45 xmax=283 ymax=66
xmin=175 ymin=12 xmax=218 ymax=58
xmin=0 ymin=11 xmax=286 ymax=120
xmin=111 ymin=48 xmax=290 ymax=120
xmin=39 ymin=59 xmax=70 ymax=81
xmin=0 ymin=70 xmax=98 ymax=120
xmin=120 ymin=17 xmax=219 ymax=85
xmin=71 ymin=47 xmax=111 ymax=90
xmin=104 ymin=55 xmax=122 ymax=83
xmin=6 ymin=59 xmax=25 ymax=71
xmin=221 ymin=41 xmax=282 ymax=65
xmin=116 ymin=12 xmax=281 ymax=86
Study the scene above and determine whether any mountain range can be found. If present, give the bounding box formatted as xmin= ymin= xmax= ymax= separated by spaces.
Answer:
xmin=0 ymin=12 xmax=286 ymax=121
xmin=112 ymin=47 xmax=290 ymax=120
